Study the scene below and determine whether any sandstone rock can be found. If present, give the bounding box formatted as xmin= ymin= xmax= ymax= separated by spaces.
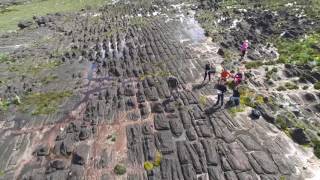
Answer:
xmin=252 ymin=151 xmax=278 ymax=174
xmin=154 ymin=113 xmax=170 ymax=130
xmin=169 ymin=118 xmax=184 ymax=137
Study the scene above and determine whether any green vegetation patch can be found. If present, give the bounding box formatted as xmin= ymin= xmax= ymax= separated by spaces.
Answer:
xmin=143 ymin=151 xmax=162 ymax=171
xmin=130 ymin=17 xmax=150 ymax=28
xmin=20 ymin=91 xmax=72 ymax=115
xmin=114 ymin=164 xmax=126 ymax=175
xmin=245 ymin=61 xmax=264 ymax=69
xmin=0 ymin=53 xmax=14 ymax=63
xmin=199 ymin=95 xmax=208 ymax=108
xmin=144 ymin=161 xmax=154 ymax=171
xmin=314 ymin=81 xmax=320 ymax=90
xmin=239 ymin=86 xmax=265 ymax=108
xmin=277 ymin=33 xmax=320 ymax=66
xmin=284 ymin=82 xmax=299 ymax=90
xmin=40 ymin=75 xmax=58 ymax=85
xmin=0 ymin=0 xmax=109 ymax=32
xmin=9 ymin=59 xmax=62 ymax=76
xmin=228 ymin=105 xmax=245 ymax=117
xmin=313 ymin=140 xmax=320 ymax=159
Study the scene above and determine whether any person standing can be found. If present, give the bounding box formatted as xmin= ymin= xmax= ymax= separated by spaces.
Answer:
xmin=240 ymin=40 xmax=249 ymax=60
xmin=230 ymin=86 xmax=240 ymax=106
xmin=203 ymin=62 xmax=215 ymax=82
xmin=233 ymin=71 xmax=243 ymax=86
xmin=219 ymin=68 xmax=231 ymax=83
xmin=215 ymin=81 xmax=227 ymax=106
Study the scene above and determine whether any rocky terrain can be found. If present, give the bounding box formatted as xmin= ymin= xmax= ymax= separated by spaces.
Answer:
xmin=0 ymin=0 xmax=319 ymax=180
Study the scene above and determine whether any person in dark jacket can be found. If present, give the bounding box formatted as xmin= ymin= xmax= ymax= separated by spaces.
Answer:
xmin=230 ymin=86 xmax=240 ymax=106
xmin=203 ymin=62 xmax=215 ymax=82
xmin=215 ymin=81 xmax=227 ymax=106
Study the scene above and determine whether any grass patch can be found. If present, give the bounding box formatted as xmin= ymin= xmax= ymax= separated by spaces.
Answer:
xmin=20 ymin=91 xmax=72 ymax=115
xmin=245 ymin=61 xmax=264 ymax=69
xmin=228 ymin=105 xmax=245 ymax=116
xmin=199 ymin=95 xmax=208 ymax=108
xmin=0 ymin=53 xmax=13 ymax=63
xmin=276 ymin=33 xmax=320 ymax=66
xmin=0 ymin=0 xmax=110 ymax=32
xmin=9 ymin=59 xmax=62 ymax=76
xmin=130 ymin=17 xmax=150 ymax=28
xmin=238 ymin=86 xmax=265 ymax=108
xmin=40 ymin=75 xmax=58 ymax=85
xmin=284 ymin=82 xmax=299 ymax=90
xmin=276 ymin=115 xmax=288 ymax=130
xmin=144 ymin=161 xmax=154 ymax=171
xmin=314 ymin=81 xmax=320 ymax=90
xmin=143 ymin=151 xmax=162 ymax=171
xmin=266 ymin=67 xmax=278 ymax=79
xmin=313 ymin=140 xmax=320 ymax=159
xmin=0 ymin=99 xmax=10 ymax=112
xmin=114 ymin=164 xmax=126 ymax=175
xmin=276 ymin=86 xmax=286 ymax=91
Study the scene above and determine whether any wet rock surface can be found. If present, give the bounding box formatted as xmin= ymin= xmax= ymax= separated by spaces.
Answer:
xmin=0 ymin=0 xmax=319 ymax=180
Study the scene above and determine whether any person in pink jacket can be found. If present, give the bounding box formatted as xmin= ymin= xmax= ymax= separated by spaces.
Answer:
xmin=240 ymin=40 xmax=249 ymax=59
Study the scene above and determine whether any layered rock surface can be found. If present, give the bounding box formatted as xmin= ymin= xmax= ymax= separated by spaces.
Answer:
xmin=0 ymin=0 xmax=319 ymax=180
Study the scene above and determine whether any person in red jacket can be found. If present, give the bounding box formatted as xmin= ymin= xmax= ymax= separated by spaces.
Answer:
xmin=220 ymin=68 xmax=231 ymax=83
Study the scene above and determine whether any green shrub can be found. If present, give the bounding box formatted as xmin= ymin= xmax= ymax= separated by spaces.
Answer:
xmin=114 ymin=164 xmax=126 ymax=175
xmin=245 ymin=61 xmax=264 ymax=69
xmin=199 ymin=95 xmax=208 ymax=108
xmin=276 ymin=116 xmax=288 ymax=130
xmin=276 ymin=33 xmax=320 ymax=66
xmin=228 ymin=105 xmax=245 ymax=116
xmin=144 ymin=161 xmax=154 ymax=171
xmin=285 ymin=82 xmax=299 ymax=90
xmin=276 ymin=86 xmax=286 ymax=91
xmin=314 ymin=82 xmax=320 ymax=90
xmin=20 ymin=91 xmax=72 ymax=115
xmin=314 ymin=140 xmax=320 ymax=159
xmin=0 ymin=53 xmax=12 ymax=63
xmin=154 ymin=151 xmax=162 ymax=167
xmin=0 ymin=99 xmax=10 ymax=111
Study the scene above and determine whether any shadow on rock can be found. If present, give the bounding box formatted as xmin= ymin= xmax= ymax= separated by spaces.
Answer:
xmin=204 ymin=106 xmax=221 ymax=115
xmin=192 ymin=82 xmax=208 ymax=90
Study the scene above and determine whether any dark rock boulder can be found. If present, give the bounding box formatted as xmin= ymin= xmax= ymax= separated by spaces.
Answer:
xmin=291 ymin=128 xmax=311 ymax=145
xmin=18 ymin=20 xmax=33 ymax=29
xmin=33 ymin=16 xmax=48 ymax=26
xmin=34 ymin=145 xmax=50 ymax=156
xmin=152 ymin=102 xmax=164 ymax=113
xmin=167 ymin=77 xmax=179 ymax=89
xmin=250 ymin=109 xmax=261 ymax=119
xmin=50 ymin=160 xmax=66 ymax=170
xmin=303 ymin=93 xmax=317 ymax=102
xmin=79 ymin=127 xmax=90 ymax=141
xmin=217 ymin=48 xmax=225 ymax=56
xmin=72 ymin=144 xmax=90 ymax=165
